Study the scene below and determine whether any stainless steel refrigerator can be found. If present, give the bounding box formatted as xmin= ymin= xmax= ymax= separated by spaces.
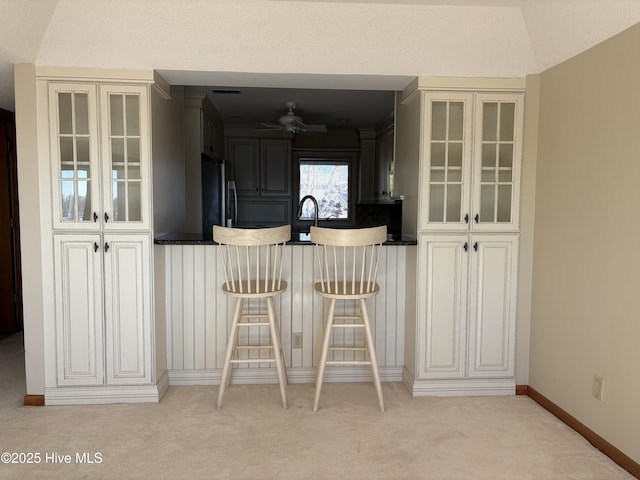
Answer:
xmin=201 ymin=155 xmax=237 ymax=239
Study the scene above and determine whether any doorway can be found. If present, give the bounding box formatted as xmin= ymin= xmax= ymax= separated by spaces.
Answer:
xmin=0 ymin=108 xmax=23 ymax=335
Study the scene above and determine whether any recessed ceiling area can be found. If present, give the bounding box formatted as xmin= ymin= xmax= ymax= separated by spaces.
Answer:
xmin=2 ymin=0 xmax=640 ymax=111
xmin=185 ymin=85 xmax=396 ymax=129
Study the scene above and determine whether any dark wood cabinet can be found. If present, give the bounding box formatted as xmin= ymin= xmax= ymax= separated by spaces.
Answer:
xmin=261 ymin=139 xmax=290 ymax=196
xmin=228 ymin=138 xmax=291 ymax=196
xmin=227 ymin=137 xmax=292 ymax=226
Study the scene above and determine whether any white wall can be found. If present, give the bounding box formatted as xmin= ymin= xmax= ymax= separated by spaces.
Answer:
xmin=183 ymin=98 xmax=202 ymax=233
xmin=531 ymin=23 xmax=640 ymax=463
xmin=515 ymin=74 xmax=540 ymax=385
xmin=151 ymin=85 xmax=186 ymax=235
xmin=13 ymin=64 xmax=46 ymax=395
xmin=394 ymin=89 xmax=421 ymax=238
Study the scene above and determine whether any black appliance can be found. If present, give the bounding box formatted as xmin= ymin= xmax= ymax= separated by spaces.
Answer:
xmin=201 ymin=155 xmax=237 ymax=239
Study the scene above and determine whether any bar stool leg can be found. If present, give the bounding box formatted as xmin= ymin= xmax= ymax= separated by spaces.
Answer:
xmin=217 ymin=298 xmax=244 ymax=409
xmin=360 ymin=298 xmax=385 ymax=412
xmin=313 ymin=298 xmax=336 ymax=412
xmin=267 ymin=297 xmax=288 ymax=409
xmin=269 ymin=300 xmax=288 ymax=385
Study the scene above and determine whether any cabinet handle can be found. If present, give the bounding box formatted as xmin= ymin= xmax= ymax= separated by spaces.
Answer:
xmin=463 ymin=242 xmax=468 ymax=252
xmin=464 ymin=214 xmax=469 ymax=224
xmin=104 ymin=212 xmax=110 ymax=223
xmin=473 ymin=242 xmax=478 ymax=252
xmin=474 ymin=214 xmax=479 ymax=223
xmin=93 ymin=212 xmax=98 ymax=223
xmin=94 ymin=242 xmax=99 ymax=253
xmin=104 ymin=242 xmax=110 ymax=253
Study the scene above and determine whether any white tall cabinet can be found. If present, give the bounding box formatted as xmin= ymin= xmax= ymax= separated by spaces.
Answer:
xmin=403 ymin=81 xmax=524 ymax=396
xmin=41 ymin=70 xmax=164 ymax=404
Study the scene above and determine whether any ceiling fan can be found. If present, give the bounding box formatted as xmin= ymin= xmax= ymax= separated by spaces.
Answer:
xmin=259 ymin=101 xmax=327 ymax=134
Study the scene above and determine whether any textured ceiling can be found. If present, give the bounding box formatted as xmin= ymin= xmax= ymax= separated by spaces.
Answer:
xmin=2 ymin=0 xmax=640 ymax=113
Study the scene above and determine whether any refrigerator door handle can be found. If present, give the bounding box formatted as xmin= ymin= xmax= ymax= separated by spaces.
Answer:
xmin=228 ymin=180 xmax=238 ymax=227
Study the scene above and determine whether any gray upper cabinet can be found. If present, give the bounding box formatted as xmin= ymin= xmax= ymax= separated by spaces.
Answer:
xmin=228 ymin=138 xmax=291 ymax=196
xmin=375 ymin=125 xmax=394 ymax=199
xmin=228 ymin=138 xmax=260 ymax=195
xmin=228 ymin=136 xmax=292 ymax=227
xmin=201 ymin=98 xmax=224 ymax=159
xmin=261 ymin=139 xmax=291 ymax=196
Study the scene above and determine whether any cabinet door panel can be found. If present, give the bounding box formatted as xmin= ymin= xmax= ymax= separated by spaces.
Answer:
xmin=236 ymin=198 xmax=292 ymax=227
xmin=54 ymin=235 xmax=104 ymax=385
xmin=261 ymin=139 xmax=290 ymax=196
xmin=467 ymin=235 xmax=517 ymax=377
xmin=418 ymin=235 xmax=468 ymax=378
xmin=103 ymin=234 xmax=152 ymax=384
xmin=472 ymin=94 xmax=523 ymax=231
xmin=228 ymin=138 xmax=259 ymax=195
xmin=420 ymin=92 xmax=473 ymax=231
xmin=49 ymin=84 xmax=101 ymax=230
xmin=100 ymin=85 xmax=150 ymax=230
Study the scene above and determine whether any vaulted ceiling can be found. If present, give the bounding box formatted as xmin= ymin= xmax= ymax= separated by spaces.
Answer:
xmin=2 ymin=0 xmax=640 ymax=112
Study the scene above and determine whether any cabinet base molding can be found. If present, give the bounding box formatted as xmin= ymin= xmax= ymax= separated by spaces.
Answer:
xmin=23 ymin=394 xmax=45 ymax=406
xmin=44 ymin=373 xmax=169 ymax=406
xmin=168 ymin=366 xmax=404 ymax=386
xmin=402 ymin=368 xmax=515 ymax=397
xmin=526 ymin=386 xmax=640 ymax=479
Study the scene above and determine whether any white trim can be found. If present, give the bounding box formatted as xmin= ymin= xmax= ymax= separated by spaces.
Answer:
xmin=35 ymin=66 xmax=154 ymax=84
xmin=168 ymin=366 xmax=404 ymax=386
xmin=403 ymin=368 xmax=515 ymax=397
xmin=45 ymin=382 xmax=167 ymax=405
xmin=416 ymin=76 xmax=526 ymax=92
xmin=152 ymin=71 xmax=171 ymax=100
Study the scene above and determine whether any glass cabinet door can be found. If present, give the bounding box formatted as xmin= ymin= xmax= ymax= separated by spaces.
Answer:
xmin=472 ymin=94 xmax=523 ymax=231
xmin=100 ymin=85 xmax=149 ymax=230
xmin=420 ymin=92 xmax=473 ymax=231
xmin=49 ymin=84 xmax=100 ymax=229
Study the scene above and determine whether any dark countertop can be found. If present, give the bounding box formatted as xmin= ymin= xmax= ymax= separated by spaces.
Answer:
xmin=154 ymin=231 xmax=417 ymax=246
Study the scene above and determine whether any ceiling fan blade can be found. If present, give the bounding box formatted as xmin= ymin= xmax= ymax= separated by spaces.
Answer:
xmin=301 ymin=124 xmax=327 ymax=133
xmin=257 ymin=122 xmax=285 ymax=131
xmin=260 ymin=122 xmax=283 ymax=129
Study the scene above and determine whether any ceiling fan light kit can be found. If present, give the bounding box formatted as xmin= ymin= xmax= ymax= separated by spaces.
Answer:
xmin=259 ymin=101 xmax=327 ymax=134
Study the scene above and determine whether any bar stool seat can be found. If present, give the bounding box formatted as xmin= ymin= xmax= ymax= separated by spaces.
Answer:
xmin=213 ymin=224 xmax=290 ymax=409
xmin=310 ymin=225 xmax=387 ymax=412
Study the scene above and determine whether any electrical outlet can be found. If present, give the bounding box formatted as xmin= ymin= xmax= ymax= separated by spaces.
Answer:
xmin=592 ymin=374 xmax=604 ymax=402
xmin=292 ymin=333 xmax=303 ymax=349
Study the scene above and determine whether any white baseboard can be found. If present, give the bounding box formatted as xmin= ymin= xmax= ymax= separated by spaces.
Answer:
xmin=402 ymin=368 xmax=516 ymax=397
xmin=45 ymin=382 xmax=165 ymax=406
xmin=168 ymin=366 xmax=404 ymax=386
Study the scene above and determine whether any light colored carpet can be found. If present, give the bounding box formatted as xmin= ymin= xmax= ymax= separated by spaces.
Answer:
xmin=0 ymin=332 xmax=634 ymax=480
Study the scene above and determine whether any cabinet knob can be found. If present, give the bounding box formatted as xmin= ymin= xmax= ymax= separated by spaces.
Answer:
xmin=473 ymin=242 xmax=478 ymax=252
xmin=94 ymin=242 xmax=99 ymax=253
xmin=93 ymin=212 xmax=98 ymax=223
xmin=464 ymin=214 xmax=469 ymax=224
xmin=463 ymin=242 xmax=468 ymax=252
xmin=474 ymin=214 xmax=479 ymax=224
xmin=104 ymin=212 xmax=110 ymax=223
xmin=104 ymin=242 xmax=110 ymax=253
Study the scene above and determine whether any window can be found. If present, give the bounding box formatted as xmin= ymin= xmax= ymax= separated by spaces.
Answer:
xmin=293 ymin=151 xmax=357 ymax=230
xmin=299 ymin=161 xmax=349 ymax=219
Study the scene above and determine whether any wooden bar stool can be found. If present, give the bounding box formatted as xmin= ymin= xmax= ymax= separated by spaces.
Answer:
xmin=213 ymin=225 xmax=290 ymax=409
xmin=310 ymin=225 xmax=387 ymax=412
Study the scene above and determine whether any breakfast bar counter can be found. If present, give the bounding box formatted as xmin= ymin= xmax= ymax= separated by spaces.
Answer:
xmin=153 ymin=233 xmax=416 ymax=387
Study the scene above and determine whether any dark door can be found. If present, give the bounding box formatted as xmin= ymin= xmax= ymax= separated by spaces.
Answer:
xmin=0 ymin=108 xmax=22 ymax=334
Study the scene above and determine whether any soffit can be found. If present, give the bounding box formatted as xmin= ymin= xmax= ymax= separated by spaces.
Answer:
xmin=1 ymin=0 xmax=640 ymax=111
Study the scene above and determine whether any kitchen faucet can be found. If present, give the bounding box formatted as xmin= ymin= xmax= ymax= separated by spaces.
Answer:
xmin=297 ymin=195 xmax=319 ymax=227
